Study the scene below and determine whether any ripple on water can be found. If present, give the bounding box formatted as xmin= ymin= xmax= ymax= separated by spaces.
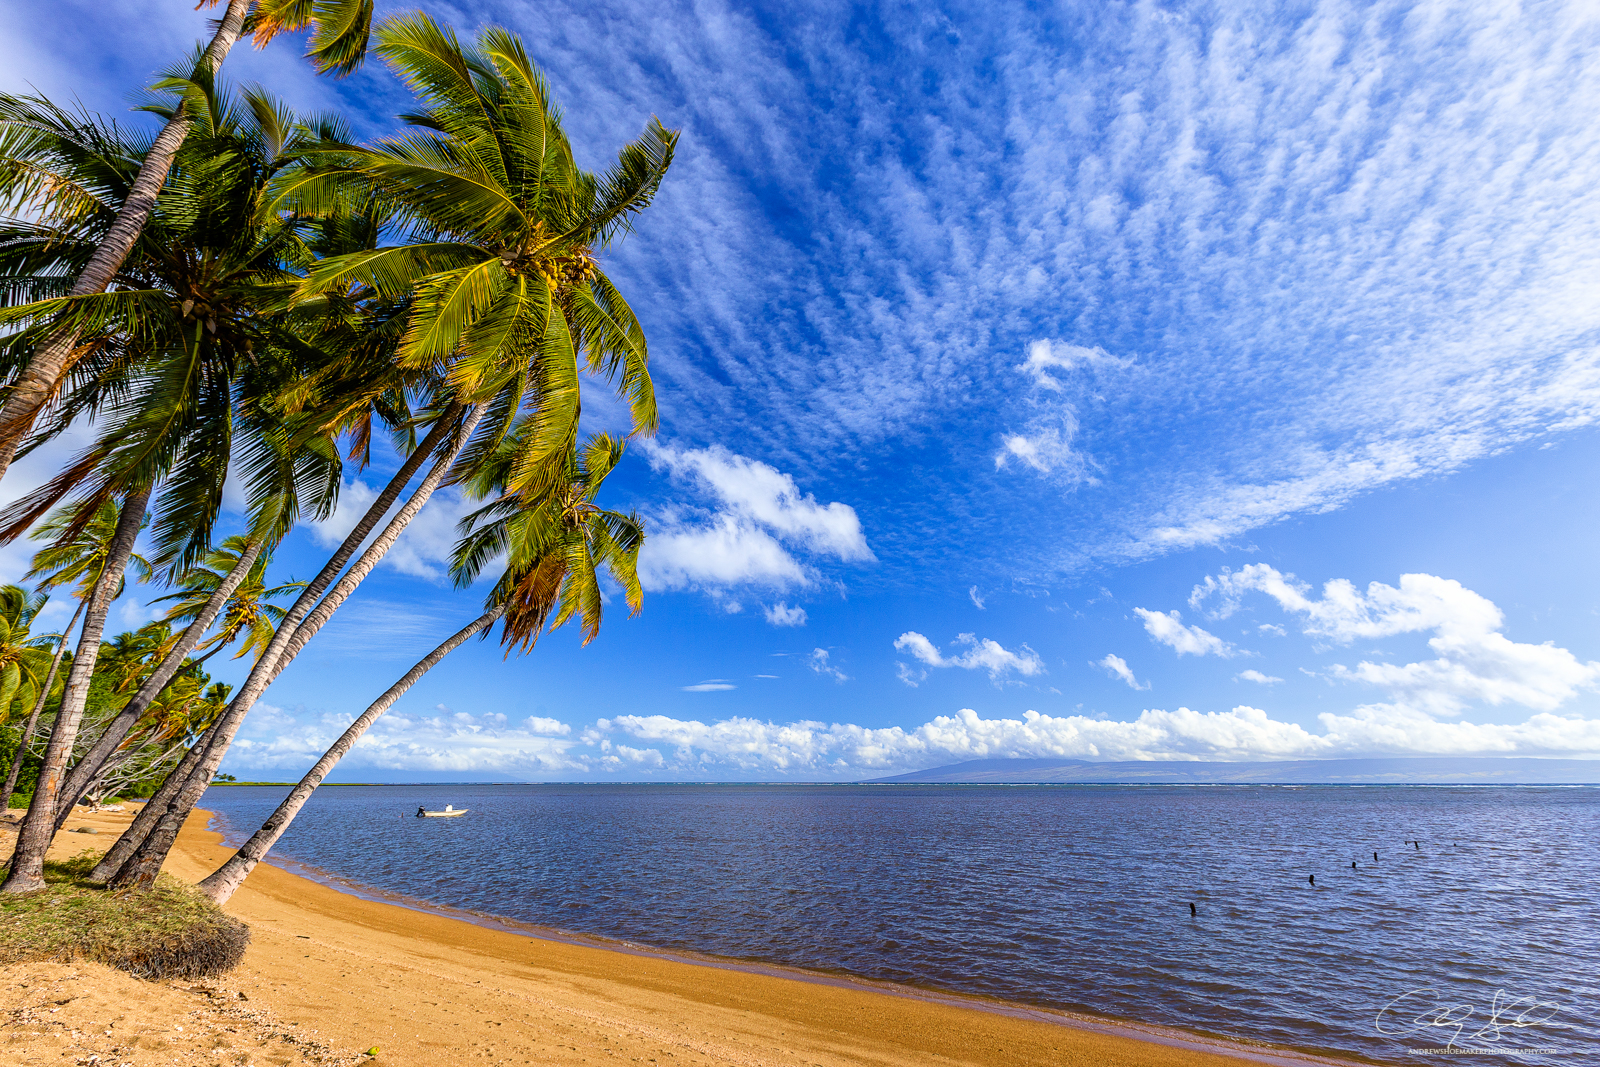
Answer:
xmin=202 ymin=783 xmax=1600 ymax=1067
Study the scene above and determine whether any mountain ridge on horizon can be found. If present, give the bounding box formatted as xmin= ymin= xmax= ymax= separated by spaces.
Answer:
xmin=866 ymin=756 xmax=1600 ymax=785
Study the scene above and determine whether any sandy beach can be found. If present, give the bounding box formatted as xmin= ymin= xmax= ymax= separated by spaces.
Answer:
xmin=2 ymin=804 xmax=1361 ymax=1067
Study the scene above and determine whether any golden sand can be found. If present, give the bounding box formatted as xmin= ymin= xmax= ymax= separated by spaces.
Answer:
xmin=3 ymin=804 xmax=1360 ymax=1067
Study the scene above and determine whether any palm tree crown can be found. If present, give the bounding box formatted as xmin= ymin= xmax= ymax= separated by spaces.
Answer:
xmin=453 ymin=433 xmax=644 ymax=651
xmin=281 ymin=13 xmax=677 ymax=499
xmin=153 ymin=536 xmax=305 ymax=663
xmin=0 ymin=585 xmax=53 ymax=720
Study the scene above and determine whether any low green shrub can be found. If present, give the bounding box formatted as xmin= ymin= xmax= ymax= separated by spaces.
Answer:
xmin=0 ymin=854 xmax=250 ymax=978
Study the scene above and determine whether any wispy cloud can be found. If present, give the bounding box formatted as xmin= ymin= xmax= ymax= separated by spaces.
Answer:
xmin=1097 ymin=653 xmax=1149 ymax=691
xmin=894 ymin=631 xmax=1044 ymax=683
xmin=682 ymin=680 xmax=737 ymax=692
xmin=481 ymin=0 xmax=1600 ymax=576
xmin=1135 ymin=609 xmax=1238 ymax=658
xmin=807 ymin=648 xmax=849 ymax=683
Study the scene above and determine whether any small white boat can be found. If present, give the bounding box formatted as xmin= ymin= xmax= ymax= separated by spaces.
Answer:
xmin=416 ymin=804 xmax=469 ymax=818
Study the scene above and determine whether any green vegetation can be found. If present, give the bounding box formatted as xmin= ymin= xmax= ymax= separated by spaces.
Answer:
xmin=0 ymin=853 xmax=249 ymax=977
xmin=0 ymin=2 xmax=670 ymax=907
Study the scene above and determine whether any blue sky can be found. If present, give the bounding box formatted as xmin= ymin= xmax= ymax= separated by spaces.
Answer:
xmin=4 ymin=0 xmax=1600 ymax=779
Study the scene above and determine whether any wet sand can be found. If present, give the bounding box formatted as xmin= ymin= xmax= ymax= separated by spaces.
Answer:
xmin=3 ymin=804 xmax=1363 ymax=1067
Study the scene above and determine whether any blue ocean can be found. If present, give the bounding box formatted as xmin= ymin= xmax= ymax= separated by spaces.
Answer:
xmin=200 ymin=783 xmax=1598 ymax=1065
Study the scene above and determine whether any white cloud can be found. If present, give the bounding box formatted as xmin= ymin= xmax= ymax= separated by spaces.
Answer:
xmin=682 ymin=680 xmax=737 ymax=692
xmin=896 ymin=661 xmax=925 ymax=687
xmin=968 ymin=586 xmax=985 ymax=609
xmin=524 ymin=717 xmax=573 ymax=736
xmin=764 ymin=602 xmax=807 ymax=627
xmin=807 ymin=648 xmax=849 ymax=683
xmin=1135 ymin=608 xmax=1237 ymax=658
xmin=1096 ymin=653 xmax=1149 ymax=690
xmin=225 ymin=694 xmax=1600 ymax=779
xmin=994 ymin=417 xmax=1092 ymax=480
xmin=1019 ymin=340 xmax=1132 ymax=391
xmin=894 ymin=631 xmax=1045 ymax=681
xmin=639 ymin=444 xmax=872 ymax=594
xmin=1237 ymin=669 xmax=1283 ymax=685
xmin=225 ymin=704 xmax=585 ymax=774
xmin=597 ymin=703 xmax=1600 ymax=775
xmin=1192 ymin=565 xmax=1600 ymax=716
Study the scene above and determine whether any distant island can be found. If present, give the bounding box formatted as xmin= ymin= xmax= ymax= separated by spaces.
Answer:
xmin=867 ymin=756 xmax=1600 ymax=785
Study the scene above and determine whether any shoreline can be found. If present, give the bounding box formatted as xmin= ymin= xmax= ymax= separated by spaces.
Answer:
xmin=9 ymin=804 xmax=1374 ymax=1067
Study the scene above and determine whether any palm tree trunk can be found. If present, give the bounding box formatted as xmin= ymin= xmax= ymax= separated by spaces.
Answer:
xmin=1 ymin=483 xmax=150 ymax=893
xmin=86 ymin=717 xmax=218 ymax=884
xmin=270 ymin=402 xmax=489 ymax=679
xmin=105 ymin=405 xmax=486 ymax=890
xmin=0 ymin=598 xmax=85 ymax=810
xmin=0 ymin=0 xmax=254 ymax=485
xmin=86 ymin=404 xmax=469 ymax=877
xmin=50 ymin=539 xmax=261 ymax=827
xmin=200 ymin=607 xmax=503 ymax=903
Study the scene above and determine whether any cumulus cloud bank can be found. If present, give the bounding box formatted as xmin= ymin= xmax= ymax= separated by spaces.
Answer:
xmin=227 ymin=704 xmax=585 ymax=775
xmin=225 ymin=697 xmax=1600 ymax=780
xmin=638 ymin=444 xmax=872 ymax=595
xmin=591 ymin=704 xmax=1600 ymax=776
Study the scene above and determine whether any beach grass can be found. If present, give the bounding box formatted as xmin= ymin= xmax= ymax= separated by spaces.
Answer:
xmin=0 ymin=852 xmax=249 ymax=978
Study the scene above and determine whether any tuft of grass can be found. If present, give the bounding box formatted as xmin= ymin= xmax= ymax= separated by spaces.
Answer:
xmin=0 ymin=853 xmax=250 ymax=978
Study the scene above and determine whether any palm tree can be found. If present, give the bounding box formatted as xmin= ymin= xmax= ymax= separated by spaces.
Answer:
xmin=0 ymin=586 xmax=51 ymax=717
xmin=96 ymin=16 xmax=678 ymax=887
xmin=153 ymin=537 xmax=305 ymax=664
xmin=194 ymin=434 xmax=644 ymax=902
xmin=0 ymin=503 xmax=147 ymax=812
xmin=0 ymin=485 xmax=149 ymax=891
xmin=280 ymin=12 xmax=675 ymax=495
xmin=0 ymin=0 xmax=376 ymax=482
xmin=87 ymin=679 xmax=231 ymax=807
xmin=0 ymin=586 xmax=55 ymax=807
xmin=0 ymin=83 xmax=353 ymax=568
xmin=25 ymin=500 xmax=154 ymax=597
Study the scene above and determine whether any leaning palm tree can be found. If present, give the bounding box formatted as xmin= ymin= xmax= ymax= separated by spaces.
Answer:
xmin=193 ymin=434 xmax=644 ymax=901
xmin=0 ymin=0 xmax=376 ymax=482
xmin=0 ymin=503 xmax=148 ymax=812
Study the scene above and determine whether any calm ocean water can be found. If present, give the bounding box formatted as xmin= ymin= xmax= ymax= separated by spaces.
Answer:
xmin=200 ymin=784 xmax=1597 ymax=1064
